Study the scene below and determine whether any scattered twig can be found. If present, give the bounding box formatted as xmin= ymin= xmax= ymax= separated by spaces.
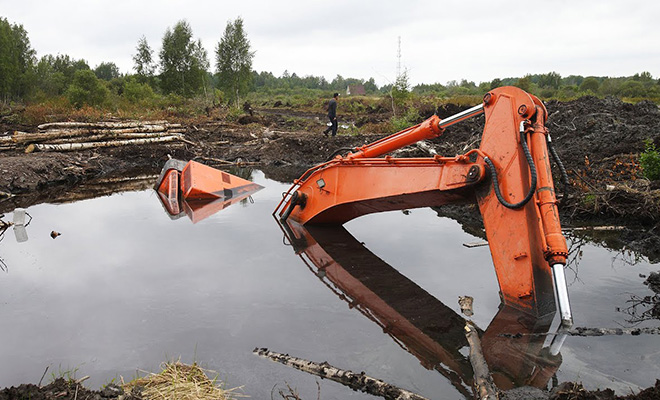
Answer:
xmin=38 ymin=365 xmax=49 ymax=387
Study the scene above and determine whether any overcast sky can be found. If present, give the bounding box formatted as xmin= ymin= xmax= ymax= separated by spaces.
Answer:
xmin=2 ymin=0 xmax=659 ymax=87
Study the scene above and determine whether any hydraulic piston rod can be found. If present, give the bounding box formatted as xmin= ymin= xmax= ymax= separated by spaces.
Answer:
xmin=347 ymin=104 xmax=485 ymax=160
xmin=438 ymin=103 xmax=484 ymax=129
xmin=552 ymin=263 xmax=573 ymax=327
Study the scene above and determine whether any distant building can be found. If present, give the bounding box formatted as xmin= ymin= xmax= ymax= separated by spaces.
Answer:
xmin=346 ymin=84 xmax=366 ymax=96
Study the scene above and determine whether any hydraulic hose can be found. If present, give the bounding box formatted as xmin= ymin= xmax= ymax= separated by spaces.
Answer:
xmin=326 ymin=147 xmax=356 ymax=161
xmin=547 ymin=135 xmax=570 ymax=194
xmin=484 ymin=129 xmax=537 ymax=209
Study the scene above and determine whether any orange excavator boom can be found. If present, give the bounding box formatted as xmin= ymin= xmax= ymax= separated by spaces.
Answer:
xmin=274 ymin=86 xmax=572 ymax=326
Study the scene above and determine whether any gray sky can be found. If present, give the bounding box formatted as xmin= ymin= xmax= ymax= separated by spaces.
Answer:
xmin=2 ymin=0 xmax=659 ymax=87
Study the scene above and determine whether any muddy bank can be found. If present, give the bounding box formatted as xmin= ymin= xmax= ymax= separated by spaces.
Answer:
xmin=2 ymin=376 xmax=658 ymax=400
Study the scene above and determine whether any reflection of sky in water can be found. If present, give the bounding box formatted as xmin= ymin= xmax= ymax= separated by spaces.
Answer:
xmin=0 ymin=170 xmax=657 ymax=398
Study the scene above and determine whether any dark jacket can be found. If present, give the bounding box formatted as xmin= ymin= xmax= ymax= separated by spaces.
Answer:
xmin=327 ymin=98 xmax=337 ymax=119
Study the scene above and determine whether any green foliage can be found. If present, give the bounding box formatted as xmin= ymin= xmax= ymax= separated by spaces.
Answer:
xmin=390 ymin=107 xmax=420 ymax=132
xmin=514 ymin=75 xmax=532 ymax=92
xmin=159 ymin=20 xmax=208 ymax=97
xmin=640 ymin=139 xmax=660 ymax=181
xmin=579 ymin=77 xmax=600 ymax=93
xmin=94 ymin=62 xmax=120 ymax=81
xmin=122 ymin=76 xmax=156 ymax=104
xmin=34 ymin=54 xmax=90 ymax=98
xmin=0 ymin=17 xmax=36 ymax=101
xmin=215 ymin=17 xmax=254 ymax=107
xmin=390 ymin=70 xmax=411 ymax=112
xmin=538 ymin=72 xmax=561 ymax=89
xmin=620 ymin=80 xmax=645 ymax=98
xmin=490 ymin=78 xmax=503 ymax=90
xmin=133 ymin=35 xmax=155 ymax=78
xmin=66 ymin=69 xmax=109 ymax=108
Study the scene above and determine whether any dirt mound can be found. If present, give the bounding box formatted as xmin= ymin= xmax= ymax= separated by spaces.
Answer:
xmin=0 ymin=378 xmax=129 ymax=400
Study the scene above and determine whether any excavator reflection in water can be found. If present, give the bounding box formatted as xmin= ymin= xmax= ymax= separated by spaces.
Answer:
xmin=277 ymin=219 xmax=566 ymax=396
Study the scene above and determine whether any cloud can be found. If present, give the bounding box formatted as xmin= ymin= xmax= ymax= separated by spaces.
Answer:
xmin=1 ymin=0 xmax=658 ymax=85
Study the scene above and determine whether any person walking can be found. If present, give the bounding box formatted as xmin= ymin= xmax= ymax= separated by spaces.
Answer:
xmin=323 ymin=92 xmax=339 ymax=136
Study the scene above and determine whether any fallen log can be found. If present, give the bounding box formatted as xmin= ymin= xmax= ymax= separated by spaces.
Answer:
xmin=12 ymin=126 xmax=182 ymax=144
xmin=44 ymin=131 xmax=185 ymax=144
xmin=254 ymin=348 xmax=428 ymax=400
xmin=25 ymin=135 xmax=184 ymax=153
xmin=464 ymin=322 xmax=498 ymax=400
xmin=37 ymin=121 xmax=180 ymax=130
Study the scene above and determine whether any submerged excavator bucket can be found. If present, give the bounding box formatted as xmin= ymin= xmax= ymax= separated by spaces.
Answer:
xmin=274 ymin=86 xmax=572 ymax=325
xmin=155 ymin=159 xmax=263 ymax=223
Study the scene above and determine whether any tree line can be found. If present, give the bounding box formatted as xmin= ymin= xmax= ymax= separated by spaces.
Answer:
xmin=1 ymin=15 xmax=659 ymax=112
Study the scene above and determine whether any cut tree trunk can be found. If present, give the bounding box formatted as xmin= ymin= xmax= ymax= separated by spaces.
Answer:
xmin=11 ymin=127 xmax=185 ymax=144
xmin=37 ymin=121 xmax=181 ymax=130
xmin=25 ymin=135 xmax=184 ymax=153
xmin=44 ymin=131 xmax=185 ymax=144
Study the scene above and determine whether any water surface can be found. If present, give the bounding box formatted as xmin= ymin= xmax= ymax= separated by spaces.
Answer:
xmin=0 ymin=170 xmax=658 ymax=399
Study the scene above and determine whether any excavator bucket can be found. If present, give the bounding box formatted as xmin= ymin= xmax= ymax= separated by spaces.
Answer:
xmin=155 ymin=159 xmax=263 ymax=223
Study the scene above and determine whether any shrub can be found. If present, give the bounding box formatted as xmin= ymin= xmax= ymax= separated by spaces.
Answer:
xmin=123 ymin=77 xmax=156 ymax=104
xmin=390 ymin=107 xmax=421 ymax=132
xmin=65 ymin=69 xmax=109 ymax=108
xmin=640 ymin=139 xmax=660 ymax=180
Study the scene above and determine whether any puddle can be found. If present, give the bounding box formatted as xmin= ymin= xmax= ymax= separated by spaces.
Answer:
xmin=0 ymin=170 xmax=658 ymax=399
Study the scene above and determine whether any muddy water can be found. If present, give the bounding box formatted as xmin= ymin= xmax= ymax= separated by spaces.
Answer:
xmin=0 ymin=170 xmax=658 ymax=399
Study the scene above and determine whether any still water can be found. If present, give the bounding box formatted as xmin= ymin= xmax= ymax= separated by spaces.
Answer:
xmin=0 ymin=170 xmax=658 ymax=399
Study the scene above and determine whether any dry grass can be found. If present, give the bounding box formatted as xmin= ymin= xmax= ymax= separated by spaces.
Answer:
xmin=123 ymin=361 xmax=241 ymax=400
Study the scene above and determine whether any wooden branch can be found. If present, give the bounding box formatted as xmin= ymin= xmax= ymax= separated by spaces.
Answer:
xmin=254 ymin=348 xmax=429 ymax=400
xmin=464 ymin=322 xmax=498 ymax=400
xmin=192 ymin=155 xmax=260 ymax=166
xmin=563 ymin=226 xmax=626 ymax=232
xmin=25 ymin=135 xmax=184 ymax=153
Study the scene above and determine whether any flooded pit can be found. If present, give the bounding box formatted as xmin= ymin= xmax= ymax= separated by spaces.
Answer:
xmin=0 ymin=169 xmax=658 ymax=399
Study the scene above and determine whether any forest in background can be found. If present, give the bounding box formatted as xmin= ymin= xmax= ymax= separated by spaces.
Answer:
xmin=1 ymin=15 xmax=659 ymax=126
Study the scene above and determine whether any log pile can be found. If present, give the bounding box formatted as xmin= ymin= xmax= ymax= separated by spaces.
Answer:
xmin=0 ymin=120 xmax=187 ymax=153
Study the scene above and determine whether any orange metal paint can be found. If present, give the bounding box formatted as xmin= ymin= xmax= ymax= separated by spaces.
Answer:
xmin=180 ymin=160 xmax=262 ymax=200
xmin=275 ymin=86 xmax=568 ymax=318
xmin=286 ymin=158 xmax=484 ymax=224
xmin=155 ymin=159 xmax=264 ymax=223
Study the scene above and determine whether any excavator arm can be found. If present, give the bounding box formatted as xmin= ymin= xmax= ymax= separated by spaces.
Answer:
xmin=274 ymin=86 xmax=572 ymax=326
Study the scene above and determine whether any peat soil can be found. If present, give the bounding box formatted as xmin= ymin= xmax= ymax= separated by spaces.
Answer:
xmin=1 ymin=96 xmax=660 ymax=399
